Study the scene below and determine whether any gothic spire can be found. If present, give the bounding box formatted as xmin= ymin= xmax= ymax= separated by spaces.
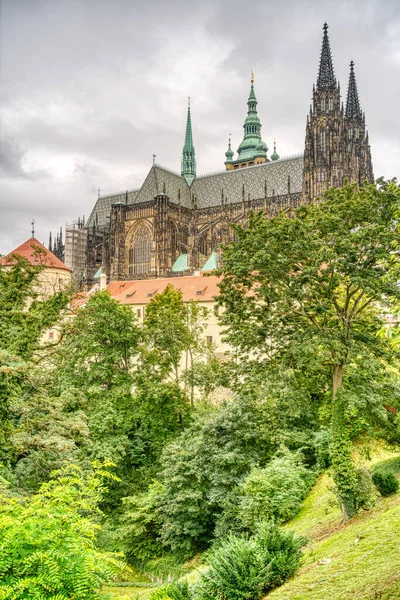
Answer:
xmin=345 ymin=60 xmax=362 ymax=119
xmin=317 ymin=23 xmax=337 ymax=90
xmin=181 ymin=97 xmax=196 ymax=186
xmin=236 ymin=72 xmax=268 ymax=163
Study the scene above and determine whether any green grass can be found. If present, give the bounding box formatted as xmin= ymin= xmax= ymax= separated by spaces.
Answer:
xmin=104 ymin=585 xmax=155 ymax=599
xmin=265 ymin=448 xmax=400 ymax=600
xmin=106 ymin=446 xmax=400 ymax=600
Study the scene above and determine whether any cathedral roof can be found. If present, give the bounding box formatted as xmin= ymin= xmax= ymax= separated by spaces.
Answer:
xmin=86 ymin=188 xmax=140 ymax=228
xmin=192 ymin=155 xmax=303 ymax=208
xmin=87 ymin=155 xmax=303 ymax=226
xmin=0 ymin=237 xmax=71 ymax=271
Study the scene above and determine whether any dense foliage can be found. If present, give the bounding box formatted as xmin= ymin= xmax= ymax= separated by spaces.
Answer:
xmin=217 ymin=179 xmax=400 ymax=520
xmin=0 ymin=463 xmax=121 ymax=599
xmin=1 ymin=180 xmax=400 ymax=596
xmin=372 ymin=470 xmax=399 ymax=497
xmin=193 ymin=522 xmax=305 ymax=600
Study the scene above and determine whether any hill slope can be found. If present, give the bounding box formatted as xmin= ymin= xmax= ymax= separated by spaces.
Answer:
xmin=106 ymin=451 xmax=400 ymax=599
xmin=266 ymin=454 xmax=400 ymax=599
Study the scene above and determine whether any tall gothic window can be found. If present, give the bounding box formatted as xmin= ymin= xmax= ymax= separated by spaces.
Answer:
xmin=321 ymin=130 xmax=327 ymax=153
xmin=321 ymin=97 xmax=326 ymax=111
xmin=128 ymin=222 xmax=152 ymax=276
xmin=199 ymin=234 xmax=208 ymax=257
xmin=328 ymin=96 xmax=333 ymax=111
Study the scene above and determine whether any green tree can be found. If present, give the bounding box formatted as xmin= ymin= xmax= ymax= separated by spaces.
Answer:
xmin=0 ymin=256 xmax=70 ymax=468
xmin=143 ymin=285 xmax=188 ymax=381
xmin=51 ymin=292 xmax=141 ymax=504
xmin=217 ymin=180 xmax=400 ymax=521
xmin=154 ymin=396 xmax=273 ymax=556
xmin=143 ymin=286 xmax=210 ymax=392
xmin=0 ymin=462 xmax=122 ymax=599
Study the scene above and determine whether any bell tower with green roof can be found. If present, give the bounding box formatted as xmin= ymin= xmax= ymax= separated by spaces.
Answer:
xmin=225 ymin=72 xmax=269 ymax=170
xmin=181 ymin=97 xmax=196 ymax=186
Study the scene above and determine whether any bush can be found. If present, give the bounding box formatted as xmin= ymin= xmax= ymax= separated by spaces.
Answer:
xmin=255 ymin=521 xmax=306 ymax=591
xmin=372 ymin=470 xmax=399 ymax=497
xmin=235 ymin=451 xmax=311 ymax=531
xmin=193 ymin=522 xmax=305 ymax=600
xmin=193 ymin=535 xmax=265 ymax=600
xmin=150 ymin=579 xmax=192 ymax=600
xmin=354 ymin=467 xmax=377 ymax=511
xmin=119 ymin=483 xmax=164 ymax=564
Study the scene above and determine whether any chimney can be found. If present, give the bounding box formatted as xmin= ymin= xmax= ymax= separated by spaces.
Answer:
xmin=99 ymin=273 xmax=107 ymax=291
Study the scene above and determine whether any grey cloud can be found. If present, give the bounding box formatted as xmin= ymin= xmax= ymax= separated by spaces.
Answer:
xmin=0 ymin=0 xmax=399 ymax=252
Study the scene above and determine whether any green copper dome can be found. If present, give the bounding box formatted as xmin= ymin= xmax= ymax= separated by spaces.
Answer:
xmin=225 ymin=137 xmax=234 ymax=162
xmin=236 ymin=73 xmax=269 ymax=163
xmin=270 ymin=139 xmax=280 ymax=161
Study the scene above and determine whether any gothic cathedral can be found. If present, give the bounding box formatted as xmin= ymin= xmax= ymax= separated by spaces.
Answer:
xmin=81 ymin=24 xmax=373 ymax=283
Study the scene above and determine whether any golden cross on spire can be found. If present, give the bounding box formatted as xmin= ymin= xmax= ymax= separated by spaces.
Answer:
xmin=251 ymin=70 xmax=254 ymax=84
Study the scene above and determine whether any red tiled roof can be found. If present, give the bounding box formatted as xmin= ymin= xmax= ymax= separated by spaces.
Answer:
xmin=107 ymin=274 xmax=221 ymax=305
xmin=0 ymin=237 xmax=71 ymax=272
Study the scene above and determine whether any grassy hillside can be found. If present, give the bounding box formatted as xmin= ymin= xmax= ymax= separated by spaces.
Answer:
xmin=105 ymin=449 xmax=400 ymax=600
xmin=266 ymin=450 xmax=400 ymax=600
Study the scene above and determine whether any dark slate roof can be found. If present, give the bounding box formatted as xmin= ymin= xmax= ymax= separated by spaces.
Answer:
xmin=86 ymin=189 xmax=140 ymax=228
xmin=192 ymin=156 xmax=303 ymax=208
xmin=86 ymin=156 xmax=303 ymax=227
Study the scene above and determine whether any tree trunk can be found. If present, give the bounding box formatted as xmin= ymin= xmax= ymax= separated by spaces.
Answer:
xmin=331 ymin=362 xmax=356 ymax=523
xmin=332 ymin=364 xmax=343 ymax=402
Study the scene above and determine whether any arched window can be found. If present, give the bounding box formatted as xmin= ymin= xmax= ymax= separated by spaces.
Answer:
xmin=321 ymin=130 xmax=327 ymax=153
xmin=199 ymin=234 xmax=208 ymax=257
xmin=128 ymin=222 xmax=152 ymax=276
xmin=180 ymin=225 xmax=189 ymax=254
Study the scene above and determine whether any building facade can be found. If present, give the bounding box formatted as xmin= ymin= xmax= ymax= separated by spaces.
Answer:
xmin=82 ymin=24 xmax=373 ymax=283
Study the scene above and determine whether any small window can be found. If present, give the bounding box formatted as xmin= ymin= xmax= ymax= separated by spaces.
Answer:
xmin=206 ymin=336 xmax=213 ymax=345
xmin=136 ymin=308 xmax=141 ymax=318
xmin=49 ymin=331 xmax=54 ymax=340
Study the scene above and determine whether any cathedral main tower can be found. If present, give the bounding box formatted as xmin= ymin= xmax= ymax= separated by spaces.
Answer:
xmin=303 ymin=24 xmax=373 ymax=202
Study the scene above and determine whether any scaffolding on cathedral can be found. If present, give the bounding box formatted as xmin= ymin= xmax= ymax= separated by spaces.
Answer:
xmin=64 ymin=218 xmax=88 ymax=282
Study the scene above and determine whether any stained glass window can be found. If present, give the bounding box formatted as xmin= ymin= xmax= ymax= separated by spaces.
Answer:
xmin=128 ymin=222 xmax=152 ymax=275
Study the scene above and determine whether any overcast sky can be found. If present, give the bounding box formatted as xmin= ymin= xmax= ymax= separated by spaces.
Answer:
xmin=0 ymin=0 xmax=399 ymax=253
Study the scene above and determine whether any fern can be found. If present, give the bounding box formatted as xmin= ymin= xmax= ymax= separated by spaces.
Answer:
xmin=0 ymin=463 xmax=123 ymax=599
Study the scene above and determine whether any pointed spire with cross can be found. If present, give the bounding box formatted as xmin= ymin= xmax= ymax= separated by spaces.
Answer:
xmin=345 ymin=60 xmax=362 ymax=119
xmin=181 ymin=96 xmax=196 ymax=186
xmin=317 ymin=23 xmax=337 ymax=90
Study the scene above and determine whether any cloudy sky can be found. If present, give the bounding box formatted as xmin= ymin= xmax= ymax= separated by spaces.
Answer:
xmin=0 ymin=0 xmax=399 ymax=253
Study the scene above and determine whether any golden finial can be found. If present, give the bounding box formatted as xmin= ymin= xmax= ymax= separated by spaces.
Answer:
xmin=251 ymin=70 xmax=254 ymax=84
xmin=188 ymin=96 xmax=191 ymax=108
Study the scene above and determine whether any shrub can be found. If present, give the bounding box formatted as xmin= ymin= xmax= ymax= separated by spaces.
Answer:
xmin=119 ymin=483 xmax=164 ymax=564
xmin=354 ymin=467 xmax=377 ymax=511
xmin=254 ymin=521 xmax=306 ymax=591
xmin=235 ymin=451 xmax=311 ymax=531
xmin=150 ymin=579 xmax=192 ymax=600
xmin=193 ymin=535 xmax=265 ymax=600
xmin=194 ymin=522 xmax=305 ymax=600
xmin=372 ymin=470 xmax=399 ymax=497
